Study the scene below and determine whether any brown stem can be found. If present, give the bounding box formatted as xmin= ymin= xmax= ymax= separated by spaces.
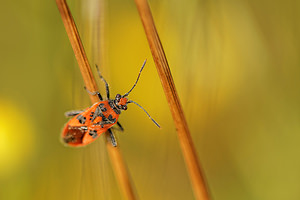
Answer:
xmin=56 ymin=0 xmax=137 ymax=199
xmin=134 ymin=0 xmax=210 ymax=199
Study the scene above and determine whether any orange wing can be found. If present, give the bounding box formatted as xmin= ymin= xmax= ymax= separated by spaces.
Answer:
xmin=62 ymin=101 xmax=120 ymax=146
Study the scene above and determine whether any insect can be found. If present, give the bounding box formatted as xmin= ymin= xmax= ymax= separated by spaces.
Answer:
xmin=62 ymin=60 xmax=160 ymax=147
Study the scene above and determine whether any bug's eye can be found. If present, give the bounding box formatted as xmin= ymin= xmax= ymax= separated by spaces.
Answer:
xmin=116 ymin=94 xmax=121 ymax=101
xmin=122 ymin=105 xmax=127 ymax=110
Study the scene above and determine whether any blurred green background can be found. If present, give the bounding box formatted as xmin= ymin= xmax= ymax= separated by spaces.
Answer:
xmin=0 ymin=0 xmax=300 ymax=199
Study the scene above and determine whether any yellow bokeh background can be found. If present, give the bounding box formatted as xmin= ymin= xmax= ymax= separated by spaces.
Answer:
xmin=0 ymin=0 xmax=300 ymax=199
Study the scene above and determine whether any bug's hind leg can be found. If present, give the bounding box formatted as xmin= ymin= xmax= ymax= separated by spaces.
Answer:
xmin=111 ymin=122 xmax=124 ymax=132
xmin=95 ymin=64 xmax=110 ymax=99
xmin=84 ymin=86 xmax=103 ymax=101
xmin=108 ymin=128 xmax=117 ymax=147
xmin=115 ymin=122 xmax=124 ymax=132
xmin=65 ymin=110 xmax=83 ymax=117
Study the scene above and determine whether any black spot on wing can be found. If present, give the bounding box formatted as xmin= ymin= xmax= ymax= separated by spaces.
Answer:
xmin=88 ymin=129 xmax=98 ymax=139
xmin=93 ymin=114 xmax=116 ymax=128
xmin=76 ymin=115 xmax=86 ymax=124
xmin=99 ymin=103 xmax=107 ymax=112
xmin=91 ymin=107 xmax=101 ymax=122
xmin=108 ymin=114 xmax=116 ymax=123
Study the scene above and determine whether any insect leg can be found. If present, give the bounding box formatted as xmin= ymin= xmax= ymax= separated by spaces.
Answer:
xmin=95 ymin=64 xmax=110 ymax=99
xmin=84 ymin=86 xmax=103 ymax=101
xmin=108 ymin=128 xmax=117 ymax=147
xmin=111 ymin=122 xmax=124 ymax=132
xmin=64 ymin=110 xmax=83 ymax=117
xmin=116 ymin=122 xmax=124 ymax=132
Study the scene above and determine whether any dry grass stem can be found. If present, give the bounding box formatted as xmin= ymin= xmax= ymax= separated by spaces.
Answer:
xmin=134 ymin=0 xmax=210 ymax=199
xmin=56 ymin=0 xmax=137 ymax=199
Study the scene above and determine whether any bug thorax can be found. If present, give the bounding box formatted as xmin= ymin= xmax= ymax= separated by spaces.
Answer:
xmin=114 ymin=94 xmax=128 ymax=110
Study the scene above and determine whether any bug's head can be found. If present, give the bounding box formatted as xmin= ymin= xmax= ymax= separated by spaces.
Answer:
xmin=114 ymin=94 xmax=128 ymax=110
xmin=112 ymin=59 xmax=160 ymax=128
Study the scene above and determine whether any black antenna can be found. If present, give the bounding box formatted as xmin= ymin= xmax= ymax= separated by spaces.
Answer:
xmin=127 ymin=100 xmax=160 ymax=128
xmin=123 ymin=59 xmax=147 ymax=97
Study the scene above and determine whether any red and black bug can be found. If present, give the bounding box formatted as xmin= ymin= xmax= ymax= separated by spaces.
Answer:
xmin=62 ymin=60 xmax=160 ymax=147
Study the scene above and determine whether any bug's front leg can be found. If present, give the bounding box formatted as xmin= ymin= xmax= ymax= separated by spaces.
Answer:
xmin=95 ymin=64 xmax=110 ymax=99
xmin=84 ymin=86 xmax=103 ymax=101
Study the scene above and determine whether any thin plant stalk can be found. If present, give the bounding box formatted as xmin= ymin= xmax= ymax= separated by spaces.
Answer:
xmin=134 ymin=0 xmax=210 ymax=199
xmin=56 ymin=0 xmax=137 ymax=199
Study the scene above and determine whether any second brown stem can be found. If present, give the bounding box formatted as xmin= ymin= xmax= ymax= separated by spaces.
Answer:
xmin=134 ymin=0 xmax=210 ymax=199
